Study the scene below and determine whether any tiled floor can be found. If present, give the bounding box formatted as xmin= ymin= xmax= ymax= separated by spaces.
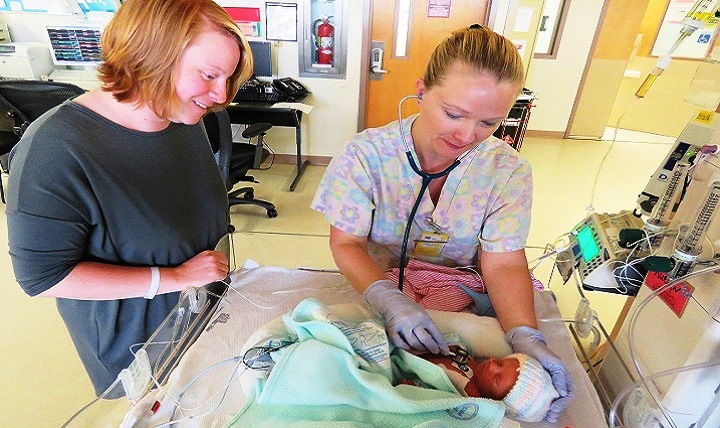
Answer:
xmin=0 ymin=133 xmax=674 ymax=427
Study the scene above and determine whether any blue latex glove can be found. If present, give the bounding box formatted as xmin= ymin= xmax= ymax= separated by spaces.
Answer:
xmin=505 ymin=325 xmax=575 ymax=423
xmin=364 ymin=279 xmax=450 ymax=355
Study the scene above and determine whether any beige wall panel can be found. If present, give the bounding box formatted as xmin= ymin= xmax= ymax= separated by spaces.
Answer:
xmin=567 ymin=59 xmax=627 ymax=138
xmin=638 ymin=0 xmax=669 ymax=56
xmin=594 ymin=0 xmax=650 ymax=60
xmin=568 ymin=0 xmax=648 ymax=138
xmin=525 ymin=0 xmax=605 ymax=133
xmin=609 ymin=56 xmax=703 ymax=138
xmin=504 ymin=0 xmax=544 ymax=77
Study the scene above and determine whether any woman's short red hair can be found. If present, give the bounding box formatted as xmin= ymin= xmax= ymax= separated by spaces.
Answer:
xmin=97 ymin=0 xmax=253 ymax=118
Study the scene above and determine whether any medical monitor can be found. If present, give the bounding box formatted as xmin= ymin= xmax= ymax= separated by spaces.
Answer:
xmin=46 ymin=26 xmax=103 ymax=67
xmin=576 ymin=225 xmax=600 ymax=263
xmin=248 ymin=41 xmax=273 ymax=78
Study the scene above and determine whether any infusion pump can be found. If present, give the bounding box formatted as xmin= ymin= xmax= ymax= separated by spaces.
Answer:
xmin=636 ymin=111 xmax=719 ymax=217
xmin=556 ymin=211 xmax=645 ymax=294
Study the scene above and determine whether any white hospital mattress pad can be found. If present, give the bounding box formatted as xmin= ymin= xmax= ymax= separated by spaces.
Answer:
xmin=114 ymin=266 xmax=608 ymax=427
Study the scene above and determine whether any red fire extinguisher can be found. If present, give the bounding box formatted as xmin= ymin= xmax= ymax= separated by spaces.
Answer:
xmin=315 ymin=18 xmax=334 ymax=65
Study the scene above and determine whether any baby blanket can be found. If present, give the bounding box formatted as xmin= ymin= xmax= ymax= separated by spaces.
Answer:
xmin=227 ymin=298 xmax=508 ymax=427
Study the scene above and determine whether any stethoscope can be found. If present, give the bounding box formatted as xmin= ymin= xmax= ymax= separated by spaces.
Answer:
xmin=396 ymin=94 xmax=477 ymax=291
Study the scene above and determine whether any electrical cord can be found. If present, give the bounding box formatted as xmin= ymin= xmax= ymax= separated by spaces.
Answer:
xmin=121 ymin=285 xmax=251 ymax=427
xmin=159 ymin=356 xmax=246 ymax=427
xmin=527 ymin=237 xmax=575 ymax=263
xmin=236 ymin=124 xmax=275 ymax=171
xmin=61 ymin=377 xmax=121 ymax=428
xmin=587 ymin=97 xmax=640 ymax=212
xmin=257 ymin=139 xmax=275 ymax=171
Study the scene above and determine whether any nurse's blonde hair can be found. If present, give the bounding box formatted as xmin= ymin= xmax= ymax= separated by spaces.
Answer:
xmin=423 ymin=25 xmax=524 ymax=91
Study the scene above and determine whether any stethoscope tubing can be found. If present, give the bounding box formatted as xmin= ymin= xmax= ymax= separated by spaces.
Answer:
xmin=397 ymin=153 xmax=460 ymax=291
xmin=396 ymin=94 xmax=465 ymax=291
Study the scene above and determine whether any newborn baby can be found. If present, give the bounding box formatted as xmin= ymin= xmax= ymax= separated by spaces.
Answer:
xmin=404 ymin=344 xmax=559 ymax=422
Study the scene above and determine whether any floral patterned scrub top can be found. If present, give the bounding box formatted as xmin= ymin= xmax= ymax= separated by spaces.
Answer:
xmin=311 ymin=115 xmax=533 ymax=269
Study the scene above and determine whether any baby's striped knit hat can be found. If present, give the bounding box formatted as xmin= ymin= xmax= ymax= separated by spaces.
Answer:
xmin=503 ymin=353 xmax=559 ymax=422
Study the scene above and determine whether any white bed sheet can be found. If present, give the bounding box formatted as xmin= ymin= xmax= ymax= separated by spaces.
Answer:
xmin=121 ymin=266 xmax=608 ymax=428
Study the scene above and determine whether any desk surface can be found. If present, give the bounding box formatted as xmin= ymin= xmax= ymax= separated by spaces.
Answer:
xmin=229 ymin=101 xmax=276 ymax=109
xmin=229 ymin=93 xmax=309 ymax=109
xmin=228 ymin=101 xmax=297 ymax=114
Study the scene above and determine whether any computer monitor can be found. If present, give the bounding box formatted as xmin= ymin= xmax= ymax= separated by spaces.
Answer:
xmin=46 ymin=26 xmax=103 ymax=67
xmin=248 ymin=41 xmax=273 ymax=78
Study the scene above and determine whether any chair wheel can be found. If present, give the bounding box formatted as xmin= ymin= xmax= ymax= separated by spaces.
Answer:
xmin=243 ymin=191 xmax=254 ymax=200
xmin=267 ymin=209 xmax=278 ymax=218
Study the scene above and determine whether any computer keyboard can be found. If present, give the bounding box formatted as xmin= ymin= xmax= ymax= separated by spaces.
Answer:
xmin=233 ymin=80 xmax=287 ymax=103
xmin=46 ymin=68 xmax=102 ymax=91
xmin=48 ymin=68 xmax=98 ymax=82
xmin=234 ymin=90 xmax=285 ymax=103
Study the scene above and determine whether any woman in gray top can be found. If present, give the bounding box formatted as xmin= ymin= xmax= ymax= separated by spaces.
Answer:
xmin=6 ymin=0 xmax=253 ymax=396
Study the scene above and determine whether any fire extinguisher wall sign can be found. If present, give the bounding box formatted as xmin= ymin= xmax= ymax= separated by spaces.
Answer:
xmin=315 ymin=18 xmax=334 ymax=67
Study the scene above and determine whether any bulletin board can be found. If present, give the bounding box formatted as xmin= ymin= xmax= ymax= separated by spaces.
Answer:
xmin=224 ymin=6 xmax=264 ymax=38
xmin=651 ymin=0 xmax=719 ymax=58
xmin=215 ymin=0 xmax=270 ymax=40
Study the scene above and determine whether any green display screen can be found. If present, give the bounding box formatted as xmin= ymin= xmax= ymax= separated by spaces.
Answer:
xmin=577 ymin=225 xmax=600 ymax=262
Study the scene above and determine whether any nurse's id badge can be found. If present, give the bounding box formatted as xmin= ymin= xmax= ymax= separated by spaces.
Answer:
xmin=413 ymin=231 xmax=448 ymax=257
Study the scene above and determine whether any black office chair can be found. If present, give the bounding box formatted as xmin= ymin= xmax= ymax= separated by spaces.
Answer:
xmin=0 ymin=104 xmax=19 ymax=156
xmin=0 ymin=80 xmax=86 ymax=203
xmin=204 ymin=109 xmax=278 ymax=219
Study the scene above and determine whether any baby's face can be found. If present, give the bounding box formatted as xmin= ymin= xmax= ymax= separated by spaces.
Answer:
xmin=473 ymin=356 xmax=520 ymax=400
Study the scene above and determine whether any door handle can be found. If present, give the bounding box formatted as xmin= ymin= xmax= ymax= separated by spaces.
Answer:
xmin=371 ymin=47 xmax=388 ymax=74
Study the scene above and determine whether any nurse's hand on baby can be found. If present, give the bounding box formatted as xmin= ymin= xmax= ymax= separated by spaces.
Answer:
xmin=170 ymin=250 xmax=229 ymax=291
xmin=505 ymin=325 xmax=575 ymax=423
xmin=409 ymin=345 xmax=560 ymax=423
xmin=364 ymin=279 xmax=450 ymax=355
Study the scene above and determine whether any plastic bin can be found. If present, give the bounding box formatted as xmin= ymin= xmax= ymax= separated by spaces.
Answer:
xmin=493 ymin=89 xmax=535 ymax=151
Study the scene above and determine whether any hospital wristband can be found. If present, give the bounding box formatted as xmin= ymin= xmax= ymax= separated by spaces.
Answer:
xmin=144 ymin=267 xmax=161 ymax=299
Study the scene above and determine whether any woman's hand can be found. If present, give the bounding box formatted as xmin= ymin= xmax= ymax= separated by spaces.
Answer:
xmin=327 ymin=228 xmax=449 ymax=353
xmin=505 ymin=325 xmax=575 ymax=423
xmin=170 ymin=250 xmax=229 ymax=291
xmin=364 ymin=279 xmax=450 ymax=355
xmin=41 ymin=249 xmax=230 ymax=300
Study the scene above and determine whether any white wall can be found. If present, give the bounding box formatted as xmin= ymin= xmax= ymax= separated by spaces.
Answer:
xmin=2 ymin=12 xmax=80 ymax=42
xmin=0 ymin=0 xmax=363 ymax=159
xmin=524 ymin=0 xmax=605 ymax=133
xmin=3 ymin=0 xmax=599 ymax=154
xmin=266 ymin=0 xmax=362 ymax=158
